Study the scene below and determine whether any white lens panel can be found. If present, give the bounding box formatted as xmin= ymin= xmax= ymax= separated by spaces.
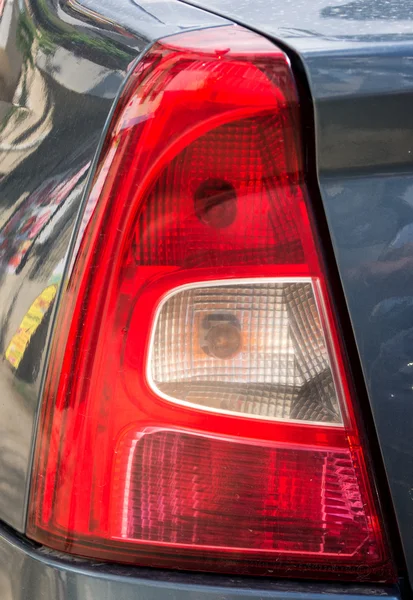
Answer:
xmin=148 ymin=280 xmax=342 ymax=424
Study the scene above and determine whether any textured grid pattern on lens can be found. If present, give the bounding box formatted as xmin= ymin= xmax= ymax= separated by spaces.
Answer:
xmin=159 ymin=383 xmax=296 ymax=419
xmin=153 ymin=284 xmax=298 ymax=386
xmin=136 ymin=115 xmax=304 ymax=267
xmin=125 ymin=430 xmax=373 ymax=557
xmin=285 ymin=283 xmax=328 ymax=382
xmin=151 ymin=282 xmax=342 ymax=423
xmin=291 ymin=371 xmax=341 ymax=423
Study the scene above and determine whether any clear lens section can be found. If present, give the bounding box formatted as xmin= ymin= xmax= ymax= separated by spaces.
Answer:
xmin=149 ymin=281 xmax=342 ymax=424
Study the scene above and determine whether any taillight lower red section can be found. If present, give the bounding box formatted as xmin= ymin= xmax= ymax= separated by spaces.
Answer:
xmin=116 ymin=430 xmax=376 ymax=557
xmin=27 ymin=25 xmax=394 ymax=580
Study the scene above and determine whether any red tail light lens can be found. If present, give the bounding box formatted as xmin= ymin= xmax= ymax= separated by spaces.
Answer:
xmin=27 ymin=26 xmax=393 ymax=580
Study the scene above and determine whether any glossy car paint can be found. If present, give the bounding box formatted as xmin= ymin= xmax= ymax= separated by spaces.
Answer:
xmin=0 ymin=0 xmax=412 ymax=597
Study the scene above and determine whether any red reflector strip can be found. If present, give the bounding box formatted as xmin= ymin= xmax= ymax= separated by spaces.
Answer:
xmin=114 ymin=429 xmax=377 ymax=559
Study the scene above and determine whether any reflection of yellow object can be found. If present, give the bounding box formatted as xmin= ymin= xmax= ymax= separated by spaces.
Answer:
xmin=5 ymin=285 xmax=57 ymax=369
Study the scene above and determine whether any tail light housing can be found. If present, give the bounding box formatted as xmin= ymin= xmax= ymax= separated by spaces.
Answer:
xmin=27 ymin=25 xmax=394 ymax=581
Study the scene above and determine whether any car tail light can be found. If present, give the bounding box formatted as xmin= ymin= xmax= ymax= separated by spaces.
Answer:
xmin=27 ymin=25 xmax=394 ymax=580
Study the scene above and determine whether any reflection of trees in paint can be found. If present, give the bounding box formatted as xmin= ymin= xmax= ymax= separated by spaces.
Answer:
xmin=34 ymin=0 xmax=131 ymax=67
xmin=15 ymin=0 xmax=131 ymax=66
xmin=0 ymin=163 xmax=89 ymax=273
xmin=15 ymin=10 xmax=37 ymax=106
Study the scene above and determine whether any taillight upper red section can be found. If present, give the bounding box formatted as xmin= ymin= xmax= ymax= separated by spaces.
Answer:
xmin=27 ymin=26 xmax=394 ymax=581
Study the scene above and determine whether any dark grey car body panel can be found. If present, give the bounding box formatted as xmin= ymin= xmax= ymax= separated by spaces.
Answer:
xmin=0 ymin=0 xmax=413 ymax=597
xmin=0 ymin=523 xmax=401 ymax=600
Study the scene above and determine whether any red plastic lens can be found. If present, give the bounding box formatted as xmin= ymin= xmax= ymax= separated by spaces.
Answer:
xmin=27 ymin=26 xmax=393 ymax=580
xmin=116 ymin=429 xmax=376 ymax=557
